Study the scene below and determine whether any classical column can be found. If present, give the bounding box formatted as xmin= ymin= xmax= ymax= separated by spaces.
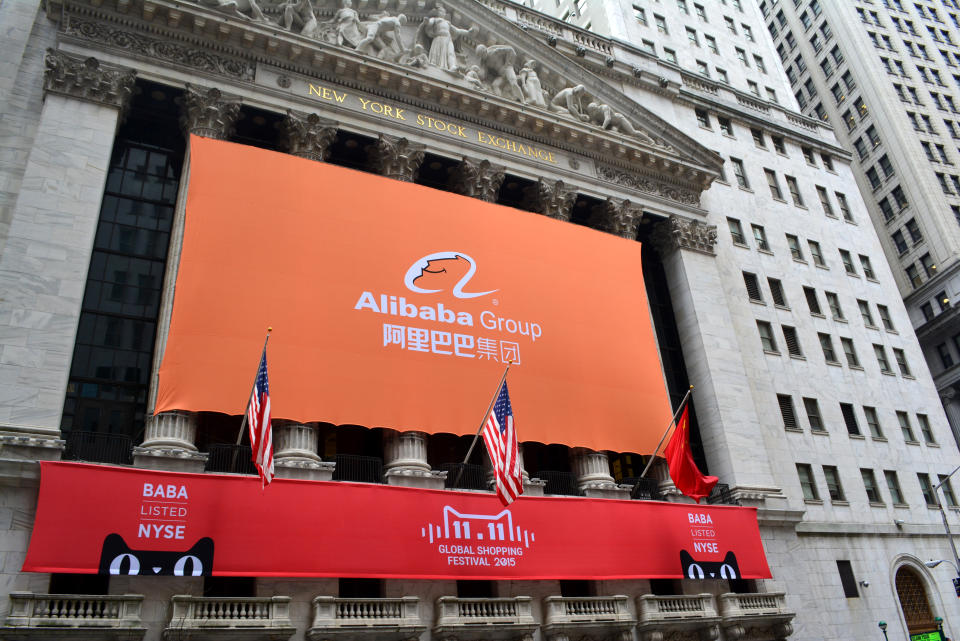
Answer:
xmin=141 ymin=84 xmax=243 ymax=471
xmin=940 ymin=387 xmax=960 ymax=450
xmin=0 ymin=50 xmax=134 ymax=457
xmin=572 ymin=448 xmax=630 ymax=499
xmin=383 ymin=431 xmax=445 ymax=489
xmin=367 ymin=134 xmax=425 ymax=182
xmin=448 ymin=157 xmax=505 ymax=202
xmin=521 ymin=178 xmax=578 ymax=221
xmin=592 ymin=197 xmax=640 ymax=240
xmin=273 ymin=420 xmax=334 ymax=481
xmin=280 ymin=109 xmax=338 ymax=162
xmin=648 ymin=215 xmax=785 ymax=504
xmin=178 ymin=84 xmax=242 ymax=140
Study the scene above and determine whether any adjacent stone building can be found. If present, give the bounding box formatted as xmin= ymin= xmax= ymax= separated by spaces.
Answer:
xmin=0 ymin=1 xmax=958 ymax=641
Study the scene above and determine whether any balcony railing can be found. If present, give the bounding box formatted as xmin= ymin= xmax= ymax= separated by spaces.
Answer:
xmin=333 ymin=454 xmax=383 ymax=483
xmin=441 ymin=463 xmax=488 ymax=490
xmin=308 ymin=596 xmax=425 ymax=640
xmin=718 ymin=592 xmax=791 ymax=618
xmin=706 ymin=483 xmax=740 ymax=505
xmin=205 ymin=444 xmax=257 ymax=475
xmin=2 ymin=592 xmax=145 ymax=639
xmin=637 ymin=594 xmax=719 ymax=623
xmin=536 ymin=470 xmax=581 ymax=496
xmin=626 ymin=477 xmax=663 ymax=501
xmin=166 ymin=596 xmax=295 ymax=639
xmin=434 ymin=597 xmax=537 ymax=641
xmin=543 ymin=595 xmax=635 ymax=639
xmin=62 ymin=431 xmax=133 ymax=465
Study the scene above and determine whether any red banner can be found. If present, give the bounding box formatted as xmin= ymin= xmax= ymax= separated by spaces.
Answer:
xmin=24 ymin=462 xmax=771 ymax=580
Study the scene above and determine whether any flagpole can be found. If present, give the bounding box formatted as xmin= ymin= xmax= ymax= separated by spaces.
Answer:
xmin=452 ymin=361 xmax=512 ymax=488
xmin=232 ymin=328 xmax=272 ymax=471
xmin=638 ymin=385 xmax=693 ymax=480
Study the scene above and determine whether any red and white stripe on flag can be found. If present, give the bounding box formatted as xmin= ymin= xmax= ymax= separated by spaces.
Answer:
xmin=247 ymin=351 xmax=274 ymax=487
xmin=482 ymin=381 xmax=523 ymax=506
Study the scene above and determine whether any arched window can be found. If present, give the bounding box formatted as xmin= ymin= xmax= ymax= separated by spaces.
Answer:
xmin=895 ymin=566 xmax=936 ymax=634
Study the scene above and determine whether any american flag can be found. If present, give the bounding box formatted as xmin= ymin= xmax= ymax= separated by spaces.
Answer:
xmin=482 ymin=382 xmax=523 ymax=506
xmin=247 ymin=350 xmax=274 ymax=487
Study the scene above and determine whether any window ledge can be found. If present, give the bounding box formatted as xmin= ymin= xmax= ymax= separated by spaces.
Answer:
xmin=749 ymin=299 xmax=766 ymax=305
xmin=815 ymin=263 xmax=830 ymax=270
xmin=846 ymin=271 xmax=861 ymax=278
xmin=885 ymin=328 xmax=899 ymax=334
xmin=789 ymin=354 xmax=807 ymax=361
xmin=826 ymin=360 xmax=842 ymax=367
xmin=784 ymin=427 xmax=804 ymax=433
xmin=831 ymin=500 xmax=849 ymax=506
xmin=811 ymin=429 xmax=830 ymax=436
xmin=905 ymin=440 xmax=921 ymax=446
xmin=758 ymin=248 xmax=775 ymax=256
xmin=849 ymin=433 xmax=866 ymax=440
xmin=733 ymin=241 xmax=749 ymax=248
xmin=738 ymin=186 xmax=754 ymax=193
xmin=849 ymin=365 xmax=864 ymax=371
xmin=810 ymin=312 xmax=826 ymax=318
xmin=833 ymin=317 xmax=848 ymax=323
xmin=926 ymin=441 xmax=940 ymax=447
xmin=871 ymin=436 xmax=888 ymax=442
xmin=903 ymin=374 xmax=915 ymax=380
xmin=793 ymin=258 xmax=808 ymax=265
xmin=803 ymin=498 xmax=824 ymax=505
xmin=881 ymin=370 xmax=897 ymax=376
xmin=794 ymin=203 xmax=808 ymax=210
xmin=774 ymin=304 xmax=791 ymax=311
xmin=869 ymin=502 xmax=887 ymax=508
xmin=772 ymin=197 xmax=788 ymax=204
xmin=893 ymin=502 xmax=910 ymax=509
xmin=865 ymin=324 xmax=879 ymax=330
xmin=763 ymin=349 xmax=781 ymax=356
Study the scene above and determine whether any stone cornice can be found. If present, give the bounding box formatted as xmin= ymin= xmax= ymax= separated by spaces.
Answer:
xmin=43 ymin=48 xmax=136 ymax=111
xmin=49 ymin=0 xmax=718 ymax=200
xmin=649 ymin=215 xmax=718 ymax=257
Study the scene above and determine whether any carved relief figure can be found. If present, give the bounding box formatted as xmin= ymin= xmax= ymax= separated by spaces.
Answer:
xmin=518 ymin=59 xmax=547 ymax=108
xmin=550 ymin=84 xmax=589 ymax=122
xmin=356 ymin=14 xmax=407 ymax=60
xmin=463 ymin=65 xmax=485 ymax=90
xmin=400 ymin=43 xmax=429 ymax=68
xmin=475 ymin=44 xmax=524 ymax=103
xmin=199 ymin=0 xmax=268 ymax=22
xmin=333 ymin=0 xmax=364 ymax=48
xmin=277 ymin=0 xmax=318 ymax=37
xmin=415 ymin=5 xmax=476 ymax=71
xmin=586 ymin=101 xmax=655 ymax=143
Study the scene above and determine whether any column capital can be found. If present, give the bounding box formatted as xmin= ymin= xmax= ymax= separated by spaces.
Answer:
xmin=522 ymin=178 xmax=578 ymax=221
xmin=449 ymin=157 xmax=506 ymax=202
xmin=178 ymin=84 xmax=243 ymax=140
xmin=367 ymin=134 xmax=425 ymax=182
xmin=649 ymin=215 xmax=718 ymax=257
xmin=43 ymin=49 xmax=136 ymax=112
xmin=281 ymin=110 xmax=338 ymax=162
xmin=592 ymin=197 xmax=640 ymax=240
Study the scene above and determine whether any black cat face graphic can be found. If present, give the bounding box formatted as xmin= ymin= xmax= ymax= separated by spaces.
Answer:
xmin=99 ymin=533 xmax=214 ymax=576
xmin=680 ymin=550 xmax=739 ymax=580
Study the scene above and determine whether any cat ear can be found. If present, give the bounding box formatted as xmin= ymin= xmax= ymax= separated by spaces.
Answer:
xmin=102 ymin=533 xmax=129 ymax=552
xmin=189 ymin=537 xmax=215 ymax=558
xmin=680 ymin=550 xmax=694 ymax=564
xmin=724 ymin=551 xmax=738 ymax=565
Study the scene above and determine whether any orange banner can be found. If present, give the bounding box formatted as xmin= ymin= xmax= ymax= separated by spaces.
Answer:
xmin=155 ymin=136 xmax=672 ymax=452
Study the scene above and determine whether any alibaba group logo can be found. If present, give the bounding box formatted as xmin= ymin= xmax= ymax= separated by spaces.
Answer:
xmin=403 ymin=252 xmax=497 ymax=299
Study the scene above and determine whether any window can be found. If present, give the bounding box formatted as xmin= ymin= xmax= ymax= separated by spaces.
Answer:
xmin=785 ymin=176 xmax=804 ymax=206
xmin=907 ymin=264 xmax=922 ymax=288
xmin=778 ymin=394 xmax=799 ymax=430
xmin=695 ymin=108 xmax=711 ymax=128
xmin=839 ymin=250 xmax=856 ymax=275
xmin=917 ymin=413 xmax=934 ymax=443
xmin=695 ymin=3 xmax=706 ymax=21
xmin=743 ymin=272 xmax=763 ymax=302
xmin=840 ymin=402 xmax=861 ymax=435
xmin=772 ymin=136 xmax=786 ymax=154
xmin=939 ymin=475 xmax=959 ymax=507
xmin=728 ymin=217 xmax=746 ymax=244
xmin=866 ymin=167 xmax=882 ymax=190
xmin=837 ymin=560 xmax=860 ymax=598
xmin=731 ymin=158 xmax=748 ymax=188
xmin=768 ymin=278 xmax=787 ymax=307
xmin=861 ymin=469 xmax=883 ymax=504
xmin=892 ymin=185 xmax=908 ymax=209
xmin=752 ymin=224 xmax=770 ymax=251
xmin=808 ymin=240 xmax=825 ymax=267
xmin=757 ymin=321 xmax=778 ymax=352
xmin=859 ymin=255 xmax=876 ymax=280
xmin=817 ymin=187 xmax=835 ymax=216
xmin=819 ymin=333 xmax=838 ymax=363
xmin=897 ymin=410 xmax=917 ymax=442
xmin=885 ymin=470 xmax=906 ymax=504
xmin=642 ymin=40 xmax=657 ymax=54
xmin=938 ymin=342 xmax=954 ymax=368
xmin=802 ymin=146 xmax=816 ymax=165
xmin=864 ymin=406 xmax=883 ymax=438
xmin=705 ymin=34 xmax=718 ymax=53
xmin=718 ymin=117 xmax=733 ymax=136
xmin=748 ymin=81 xmax=760 ymax=97
xmin=686 ymin=27 xmax=699 ymax=46
xmin=892 ymin=231 xmax=908 ymax=254
xmin=804 ymin=287 xmax=822 ymax=315
xmin=823 ymin=466 xmax=845 ymax=501
xmin=677 ymin=0 xmax=689 ymax=13
xmin=906 ymin=218 xmax=923 ymax=243
xmin=786 ymin=234 xmax=804 ymax=261
xmin=894 ymin=348 xmax=911 ymax=377
xmin=919 ymin=473 xmax=938 ymax=506
xmin=840 ymin=338 xmax=861 ymax=368
xmin=664 ymin=48 xmax=677 ymax=63
xmin=836 ymin=193 xmax=853 ymax=221
xmin=879 ymin=198 xmax=895 ymax=222
xmin=804 ymin=398 xmax=826 ymax=432
xmin=797 ymin=463 xmax=820 ymax=501
xmin=751 ymin=128 xmax=766 ymax=147
xmin=716 ymin=68 xmax=728 ymax=83
xmin=923 ymin=302 xmax=936 ymax=321
xmin=743 ymin=24 xmax=754 ymax=41
xmin=633 ymin=5 xmax=647 ymax=24
xmin=878 ymin=304 xmax=894 ymax=331
xmin=825 ymin=292 xmax=844 ymax=320
xmin=765 ymin=169 xmax=784 ymax=200
xmin=782 ymin=325 xmax=802 ymax=356
xmin=874 ymin=344 xmax=893 ymax=373
xmin=726 ymin=16 xmax=738 ymax=34
xmin=754 ymin=55 xmax=767 ymax=73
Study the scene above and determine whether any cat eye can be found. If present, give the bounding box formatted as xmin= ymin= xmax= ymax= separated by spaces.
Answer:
xmin=174 ymin=554 xmax=204 ymax=576
xmin=109 ymin=553 xmax=141 ymax=575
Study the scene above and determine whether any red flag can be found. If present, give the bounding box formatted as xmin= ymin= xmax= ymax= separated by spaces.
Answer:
xmin=664 ymin=401 xmax=717 ymax=503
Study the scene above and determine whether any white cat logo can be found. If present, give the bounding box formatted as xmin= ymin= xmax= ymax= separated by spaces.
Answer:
xmin=403 ymin=252 xmax=497 ymax=299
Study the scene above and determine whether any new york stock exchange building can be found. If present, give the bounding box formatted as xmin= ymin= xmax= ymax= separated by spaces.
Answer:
xmin=2 ymin=0 xmax=960 ymax=640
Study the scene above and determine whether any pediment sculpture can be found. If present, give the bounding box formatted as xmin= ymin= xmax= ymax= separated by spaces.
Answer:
xmin=190 ymin=0 xmax=664 ymax=147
